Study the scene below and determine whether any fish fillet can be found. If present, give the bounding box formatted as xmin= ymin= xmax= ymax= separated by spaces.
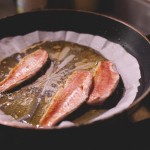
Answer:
xmin=0 ymin=49 xmax=48 ymax=92
xmin=39 ymin=70 xmax=93 ymax=127
xmin=87 ymin=61 xmax=120 ymax=105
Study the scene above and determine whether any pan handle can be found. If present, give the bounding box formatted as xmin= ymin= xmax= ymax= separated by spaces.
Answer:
xmin=128 ymin=93 xmax=150 ymax=123
xmin=146 ymin=34 xmax=150 ymax=41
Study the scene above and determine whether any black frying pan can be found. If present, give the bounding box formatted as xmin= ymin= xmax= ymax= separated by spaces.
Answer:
xmin=0 ymin=10 xmax=150 ymax=148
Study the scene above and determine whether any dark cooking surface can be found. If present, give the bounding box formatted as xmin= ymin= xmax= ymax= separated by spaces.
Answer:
xmin=0 ymin=6 xmax=150 ymax=149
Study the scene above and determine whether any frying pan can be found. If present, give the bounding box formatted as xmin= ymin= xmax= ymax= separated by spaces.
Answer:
xmin=0 ymin=9 xmax=150 ymax=148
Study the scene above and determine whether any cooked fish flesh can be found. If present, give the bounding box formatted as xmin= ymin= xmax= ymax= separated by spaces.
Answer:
xmin=87 ymin=61 xmax=120 ymax=105
xmin=39 ymin=70 xmax=93 ymax=127
xmin=0 ymin=49 xmax=48 ymax=93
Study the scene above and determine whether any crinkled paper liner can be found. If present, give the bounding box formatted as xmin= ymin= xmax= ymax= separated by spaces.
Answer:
xmin=0 ymin=31 xmax=141 ymax=128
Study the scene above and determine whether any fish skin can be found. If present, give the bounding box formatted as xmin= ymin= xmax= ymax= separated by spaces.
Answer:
xmin=87 ymin=61 xmax=120 ymax=105
xmin=39 ymin=70 xmax=93 ymax=127
xmin=0 ymin=49 xmax=48 ymax=93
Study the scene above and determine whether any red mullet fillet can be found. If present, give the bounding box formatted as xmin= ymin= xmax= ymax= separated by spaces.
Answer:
xmin=40 ymin=70 xmax=93 ymax=127
xmin=87 ymin=61 xmax=120 ymax=105
xmin=0 ymin=49 xmax=48 ymax=92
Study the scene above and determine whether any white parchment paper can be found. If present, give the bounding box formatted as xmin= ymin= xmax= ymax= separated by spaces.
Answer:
xmin=0 ymin=31 xmax=141 ymax=128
